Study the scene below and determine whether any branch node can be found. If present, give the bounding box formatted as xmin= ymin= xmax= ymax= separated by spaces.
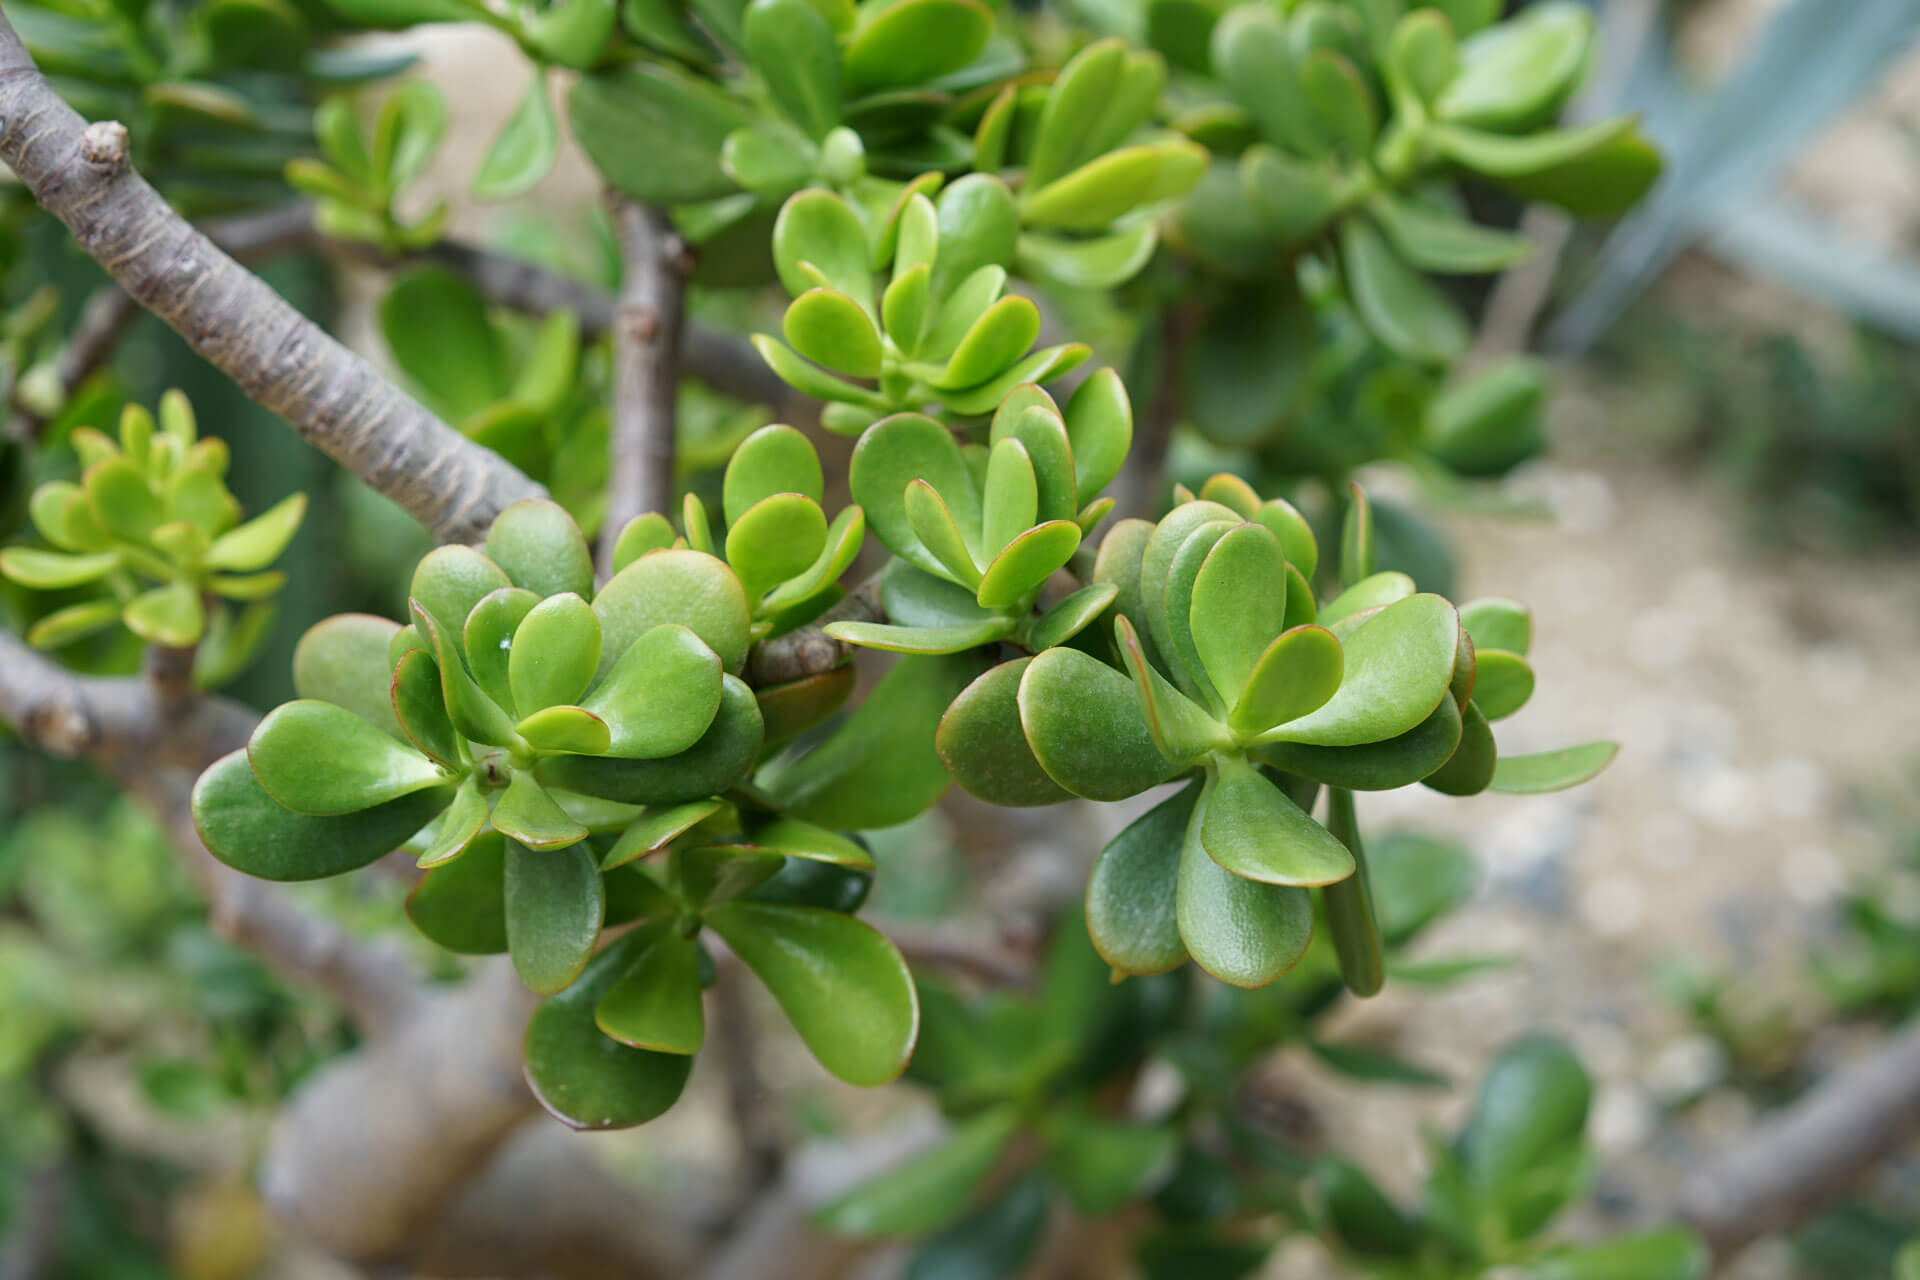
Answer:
xmin=80 ymin=119 xmax=127 ymax=170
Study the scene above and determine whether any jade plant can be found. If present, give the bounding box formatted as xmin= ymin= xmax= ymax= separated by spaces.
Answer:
xmin=0 ymin=392 xmax=304 ymax=685
xmin=0 ymin=0 xmax=1734 ymax=1274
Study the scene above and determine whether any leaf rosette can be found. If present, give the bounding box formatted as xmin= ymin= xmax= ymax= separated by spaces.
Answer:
xmin=826 ymin=375 xmax=1130 ymax=655
xmin=0 ymin=391 xmax=304 ymax=686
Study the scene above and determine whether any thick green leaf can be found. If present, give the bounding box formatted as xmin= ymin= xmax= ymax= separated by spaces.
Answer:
xmin=473 ymin=71 xmax=557 ymax=200
xmin=1426 ymin=358 xmax=1547 ymax=476
xmin=827 ymin=619 xmax=1011 ymax=655
xmin=411 ymin=776 xmax=489 ymax=867
xmin=1022 ymin=141 xmax=1207 ymax=232
xmin=1188 ymin=522 xmax=1290 ymax=704
xmin=204 ymin=493 xmax=306 ymax=572
xmin=1049 ymin=1115 xmax=1177 ymax=1215
xmin=1321 ymin=787 xmax=1383 ymax=997
xmin=596 ymin=928 xmax=705 ymax=1053
xmin=1490 ymin=742 xmax=1617 ymax=794
xmin=765 ymin=652 xmax=986 ymax=827
xmin=540 ymin=675 xmax=763 ymax=804
xmin=493 ymin=769 xmax=591 ymax=849
xmin=744 ymin=0 xmax=840 ymax=138
xmin=293 ymin=614 xmax=403 ymax=738
xmin=1201 ymin=755 xmax=1353 ymax=887
xmin=851 ymin=415 xmax=980 ymax=576
xmin=937 ymin=658 xmax=1072 ymax=807
xmin=570 ymin=65 xmax=754 ymax=203
xmin=976 ymin=520 xmax=1078 ymax=611
xmin=1243 ymin=145 xmax=1341 ymax=242
xmin=1458 ymin=1036 xmax=1590 ymax=1223
xmin=1386 ymin=9 xmax=1458 ymax=110
xmin=26 ymin=601 xmax=123 ymax=649
xmin=407 ymin=829 xmax=508 ymax=951
xmin=1064 ymin=368 xmax=1132 ymax=504
xmin=842 ymin=0 xmax=992 ymax=95
xmin=726 ymin=424 xmax=825 ymax=525
xmin=0 ymin=548 xmax=119 ymax=589
xmin=1262 ymin=595 xmax=1457 ymax=747
xmin=1018 ymin=224 xmax=1158 ymax=290
xmin=1177 ymin=779 xmax=1315 ymax=987
xmin=594 ymin=549 xmax=752 ymax=676
xmin=1114 ymin=616 xmax=1226 ymax=767
xmin=1230 ymin=625 xmax=1343 ymax=738
xmin=1439 ymin=3 xmax=1592 ymax=130
xmin=990 ymin=400 xmax=1077 ymax=525
xmin=600 ymin=797 xmax=725 ymax=868
xmin=705 ymin=901 xmax=917 ymax=1085
xmin=410 ymin=544 xmax=512 ymax=640
xmin=1210 ymin=7 xmax=1319 ymax=156
xmin=728 ymin=494 xmax=830 ymax=600
xmin=1527 ymin=1227 xmax=1708 ymax=1280
xmin=1471 ymin=648 xmax=1534 ymax=720
xmin=249 ymin=699 xmax=447 ymax=815
xmin=785 ymin=288 xmax=884 ymax=377
xmin=1316 ymin=1156 xmax=1422 ymax=1259
xmin=1320 ymin=571 xmax=1416 ymax=628
xmin=1369 ymin=193 xmax=1533 ymax=273
xmin=124 ymin=582 xmax=205 ymax=647
xmin=517 ymin=705 xmax=613 ymax=755
xmin=390 ymin=648 xmax=460 ymax=767
xmin=510 ymin=593 xmax=600 ymax=714
xmin=523 ymin=928 xmax=694 ymax=1128
xmin=1086 ymin=780 xmax=1198 ymax=975
xmin=1424 ymin=700 xmax=1496 ymax=796
xmin=1257 ymin=695 xmax=1463 ymax=791
xmin=1018 ymin=647 xmax=1184 ymax=801
xmin=816 ymin=1104 xmax=1021 ymax=1236
xmin=906 ymin=1169 xmax=1050 ymax=1280
xmin=1431 ymin=116 xmax=1634 ymax=178
xmin=412 ymin=602 xmax=520 ymax=747
xmin=1027 ymin=581 xmax=1117 ymax=652
xmin=504 ymin=838 xmax=604 ymax=993
xmin=380 ymin=270 xmax=504 ymax=422
xmin=1302 ymin=50 xmax=1375 ymax=157
xmin=774 ymin=187 xmax=873 ymax=306
xmin=193 ymin=750 xmax=448 ymax=882
xmin=1341 ymin=219 xmax=1468 ymax=364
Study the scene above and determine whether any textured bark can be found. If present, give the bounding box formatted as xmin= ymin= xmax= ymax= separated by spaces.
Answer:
xmin=602 ymin=197 xmax=689 ymax=570
xmin=743 ymin=572 xmax=885 ymax=687
xmin=1679 ymin=1013 xmax=1920 ymax=1258
xmin=0 ymin=14 xmax=543 ymax=544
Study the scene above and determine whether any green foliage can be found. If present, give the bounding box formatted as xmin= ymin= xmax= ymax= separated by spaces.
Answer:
xmin=289 ymin=82 xmax=450 ymax=253
xmin=0 ymin=392 xmax=302 ymax=685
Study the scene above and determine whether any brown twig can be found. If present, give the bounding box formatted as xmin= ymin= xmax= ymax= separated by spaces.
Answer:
xmin=713 ymin=969 xmax=783 ymax=1201
xmin=1678 ymin=1013 xmax=1920 ymax=1259
xmin=4 ymin=285 xmax=141 ymax=443
xmin=601 ymin=197 xmax=689 ymax=571
xmin=742 ymin=572 xmax=885 ymax=688
xmin=0 ymin=16 xmax=542 ymax=545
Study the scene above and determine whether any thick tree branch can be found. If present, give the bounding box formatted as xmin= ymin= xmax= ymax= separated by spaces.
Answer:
xmin=0 ymin=15 xmax=542 ymax=545
xmin=1678 ymin=1014 xmax=1920 ymax=1258
xmin=602 ymin=197 xmax=688 ymax=569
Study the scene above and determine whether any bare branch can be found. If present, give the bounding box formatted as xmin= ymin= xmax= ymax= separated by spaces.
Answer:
xmin=742 ymin=572 xmax=884 ymax=688
xmin=602 ymin=197 xmax=689 ymax=570
xmin=0 ymin=630 xmax=422 ymax=1033
xmin=1679 ymin=1014 xmax=1920 ymax=1258
xmin=874 ymin=915 xmax=1034 ymax=988
xmin=4 ymin=285 xmax=141 ymax=444
xmin=0 ymin=15 xmax=542 ymax=545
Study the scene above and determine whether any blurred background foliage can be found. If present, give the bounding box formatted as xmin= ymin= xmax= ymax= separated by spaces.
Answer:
xmin=11 ymin=0 xmax=1920 ymax=1275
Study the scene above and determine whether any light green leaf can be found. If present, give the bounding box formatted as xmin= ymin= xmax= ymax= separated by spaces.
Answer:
xmin=504 ymin=837 xmax=604 ymax=992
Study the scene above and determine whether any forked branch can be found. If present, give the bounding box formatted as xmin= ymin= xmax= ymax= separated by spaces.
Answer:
xmin=0 ymin=13 xmax=542 ymax=544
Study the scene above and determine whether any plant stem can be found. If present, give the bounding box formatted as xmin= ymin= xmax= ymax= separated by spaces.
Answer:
xmin=1323 ymin=787 xmax=1384 ymax=998
xmin=602 ymin=196 xmax=689 ymax=574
